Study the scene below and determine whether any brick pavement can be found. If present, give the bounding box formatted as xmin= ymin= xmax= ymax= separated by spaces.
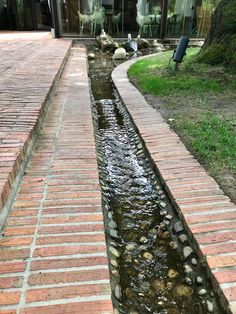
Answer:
xmin=0 ymin=33 xmax=71 ymax=228
xmin=112 ymin=57 xmax=236 ymax=314
xmin=0 ymin=39 xmax=112 ymax=313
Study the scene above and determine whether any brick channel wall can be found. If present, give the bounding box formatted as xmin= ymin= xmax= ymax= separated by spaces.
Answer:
xmin=112 ymin=57 xmax=236 ymax=314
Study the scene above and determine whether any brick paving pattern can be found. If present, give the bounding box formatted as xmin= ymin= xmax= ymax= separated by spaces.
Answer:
xmin=0 ymin=33 xmax=71 ymax=225
xmin=112 ymin=58 xmax=236 ymax=314
xmin=0 ymin=39 xmax=112 ymax=313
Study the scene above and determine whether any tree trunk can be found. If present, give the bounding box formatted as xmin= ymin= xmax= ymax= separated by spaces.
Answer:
xmin=198 ymin=0 xmax=236 ymax=68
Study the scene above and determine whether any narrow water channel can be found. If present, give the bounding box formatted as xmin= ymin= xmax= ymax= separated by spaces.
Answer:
xmin=87 ymin=46 xmax=224 ymax=314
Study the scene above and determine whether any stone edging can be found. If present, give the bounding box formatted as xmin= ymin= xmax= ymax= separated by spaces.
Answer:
xmin=112 ymin=55 xmax=236 ymax=314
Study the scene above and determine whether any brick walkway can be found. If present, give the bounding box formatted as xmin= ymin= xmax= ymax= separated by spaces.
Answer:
xmin=0 ymin=33 xmax=71 ymax=227
xmin=112 ymin=58 xmax=236 ymax=314
xmin=0 ymin=38 xmax=112 ymax=313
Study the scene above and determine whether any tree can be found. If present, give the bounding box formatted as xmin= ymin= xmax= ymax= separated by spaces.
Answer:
xmin=197 ymin=0 xmax=236 ymax=69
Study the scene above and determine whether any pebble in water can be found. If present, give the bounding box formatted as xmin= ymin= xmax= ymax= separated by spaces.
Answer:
xmin=183 ymin=246 xmax=193 ymax=260
xmin=168 ymin=269 xmax=179 ymax=280
xmin=206 ymin=300 xmax=214 ymax=313
xmin=139 ymin=236 xmax=148 ymax=243
xmin=198 ymin=288 xmax=207 ymax=296
xmin=111 ymin=259 xmax=119 ymax=267
xmin=174 ymin=284 xmax=194 ymax=297
xmin=196 ymin=276 xmax=203 ymax=285
xmin=173 ymin=221 xmax=184 ymax=233
xmin=178 ymin=234 xmax=187 ymax=243
xmin=115 ymin=284 xmax=122 ymax=300
xmin=191 ymin=258 xmax=198 ymax=266
xmin=126 ymin=243 xmax=136 ymax=251
xmin=143 ymin=252 xmax=153 ymax=260
xmin=110 ymin=229 xmax=119 ymax=238
xmin=109 ymin=246 xmax=120 ymax=257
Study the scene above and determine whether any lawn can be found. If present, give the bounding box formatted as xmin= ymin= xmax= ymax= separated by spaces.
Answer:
xmin=128 ymin=48 xmax=236 ymax=202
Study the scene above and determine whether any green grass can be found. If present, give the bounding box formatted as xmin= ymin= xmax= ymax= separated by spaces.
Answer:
xmin=128 ymin=48 xmax=236 ymax=188
xmin=128 ymin=48 xmax=236 ymax=97
xmin=174 ymin=113 xmax=236 ymax=173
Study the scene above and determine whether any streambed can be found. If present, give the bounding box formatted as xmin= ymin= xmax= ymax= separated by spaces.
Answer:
xmin=87 ymin=46 xmax=224 ymax=314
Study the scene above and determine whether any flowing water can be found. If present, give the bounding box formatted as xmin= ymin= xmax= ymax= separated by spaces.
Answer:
xmin=87 ymin=46 xmax=224 ymax=314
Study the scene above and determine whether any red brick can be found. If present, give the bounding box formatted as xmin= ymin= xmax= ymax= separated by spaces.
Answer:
xmin=213 ymin=269 xmax=236 ymax=284
xmin=28 ymin=269 xmax=109 ymax=286
xmin=191 ymin=220 xmax=236 ymax=234
xmin=0 ymin=261 xmax=26 ymax=274
xmin=38 ymin=223 xmax=104 ymax=234
xmin=0 ymin=310 xmax=17 ymax=314
xmin=201 ymin=242 xmax=236 ymax=255
xmin=36 ymin=233 xmax=105 ymax=245
xmin=196 ymin=231 xmax=236 ymax=244
xmin=223 ymin=286 xmax=236 ymax=301
xmin=31 ymin=256 xmax=109 ymax=271
xmin=0 ymin=276 xmax=23 ymax=289
xmin=0 ymin=248 xmax=30 ymax=260
xmin=208 ymin=255 xmax=236 ymax=268
xmin=0 ymin=237 xmax=33 ymax=247
xmin=3 ymin=226 xmax=35 ymax=236
xmin=43 ymin=205 xmax=102 ymax=214
xmin=0 ymin=291 xmax=21 ymax=305
xmin=20 ymin=300 xmax=113 ymax=314
xmin=26 ymin=283 xmax=111 ymax=302
xmin=186 ymin=211 xmax=236 ymax=224
xmin=41 ymin=213 xmax=103 ymax=224
xmin=34 ymin=244 xmax=106 ymax=257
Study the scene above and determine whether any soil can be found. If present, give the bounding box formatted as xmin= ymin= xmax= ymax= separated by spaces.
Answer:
xmin=136 ymin=87 xmax=236 ymax=204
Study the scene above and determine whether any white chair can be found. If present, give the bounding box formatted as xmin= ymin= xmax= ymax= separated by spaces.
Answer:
xmin=77 ymin=11 xmax=92 ymax=35
xmin=136 ymin=11 xmax=153 ymax=37
xmin=91 ymin=7 xmax=105 ymax=35
xmin=112 ymin=12 xmax=121 ymax=35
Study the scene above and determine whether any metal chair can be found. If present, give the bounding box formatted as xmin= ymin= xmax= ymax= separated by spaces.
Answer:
xmin=91 ymin=7 xmax=105 ymax=35
xmin=77 ymin=10 xmax=92 ymax=35
xmin=112 ymin=12 xmax=121 ymax=35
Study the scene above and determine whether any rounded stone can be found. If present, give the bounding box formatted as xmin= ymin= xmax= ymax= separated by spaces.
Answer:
xmin=196 ymin=276 xmax=203 ymax=285
xmin=139 ymin=236 xmax=148 ymax=243
xmin=198 ymin=288 xmax=207 ymax=296
xmin=126 ymin=243 xmax=136 ymax=251
xmin=143 ymin=252 xmax=153 ymax=260
xmin=109 ymin=246 xmax=120 ymax=257
xmin=191 ymin=258 xmax=198 ymax=266
xmin=109 ymin=219 xmax=117 ymax=229
xmin=183 ymin=246 xmax=193 ymax=260
xmin=110 ymin=259 xmax=119 ymax=267
xmin=184 ymin=264 xmax=193 ymax=274
xmin=110 ymin=229 xmax=119 ymax=238
xmin=184 ymin=277 xmax=192 ymax=285
xmin=115 ymin=284 xmax=122 ymax=300
xmin=173 ymin=221 xmax=184 ymax=233
xmin=178 ymin=234 xmax=187 ymax=243
xmin=107 ymin=212 xmax=113 ymax=219
xmin=168 ymin=269 xmax=179 ymax=279
xmin=174 ymin=284 xmax=193 ymax=297
xmin=206 ymin=300 xmax=214 ymax=312
xmin=169 ymin=241 xmax=178 ymax=249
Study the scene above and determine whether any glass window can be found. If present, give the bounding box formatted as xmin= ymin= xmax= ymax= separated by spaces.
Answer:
xmin=167 ymin=0 xmax=219 ymax=38
xmin=136 ymin=0 xmax=163 ymax=37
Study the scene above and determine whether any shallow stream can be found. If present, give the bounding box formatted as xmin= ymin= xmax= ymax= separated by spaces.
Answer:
xmin=87 ymin=46 xmax=224 ymax=314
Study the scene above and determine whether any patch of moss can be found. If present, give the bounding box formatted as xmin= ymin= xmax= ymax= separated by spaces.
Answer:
xmin=197 ymin=42 xmax=226 ymax=66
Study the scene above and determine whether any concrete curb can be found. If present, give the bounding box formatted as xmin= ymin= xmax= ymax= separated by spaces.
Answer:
xmin=112 ymin=55 xmax=236 ymax=314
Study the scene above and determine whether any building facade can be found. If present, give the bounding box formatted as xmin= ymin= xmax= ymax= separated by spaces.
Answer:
xmin=0 ymin=0 xmax=219 ymax=38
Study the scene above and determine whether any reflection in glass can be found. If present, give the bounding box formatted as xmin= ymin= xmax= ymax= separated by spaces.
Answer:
xmin=136 ymin=0 xmax=162 ymax=37
xmin=167 ymin=0 xmax=219 ymax=37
